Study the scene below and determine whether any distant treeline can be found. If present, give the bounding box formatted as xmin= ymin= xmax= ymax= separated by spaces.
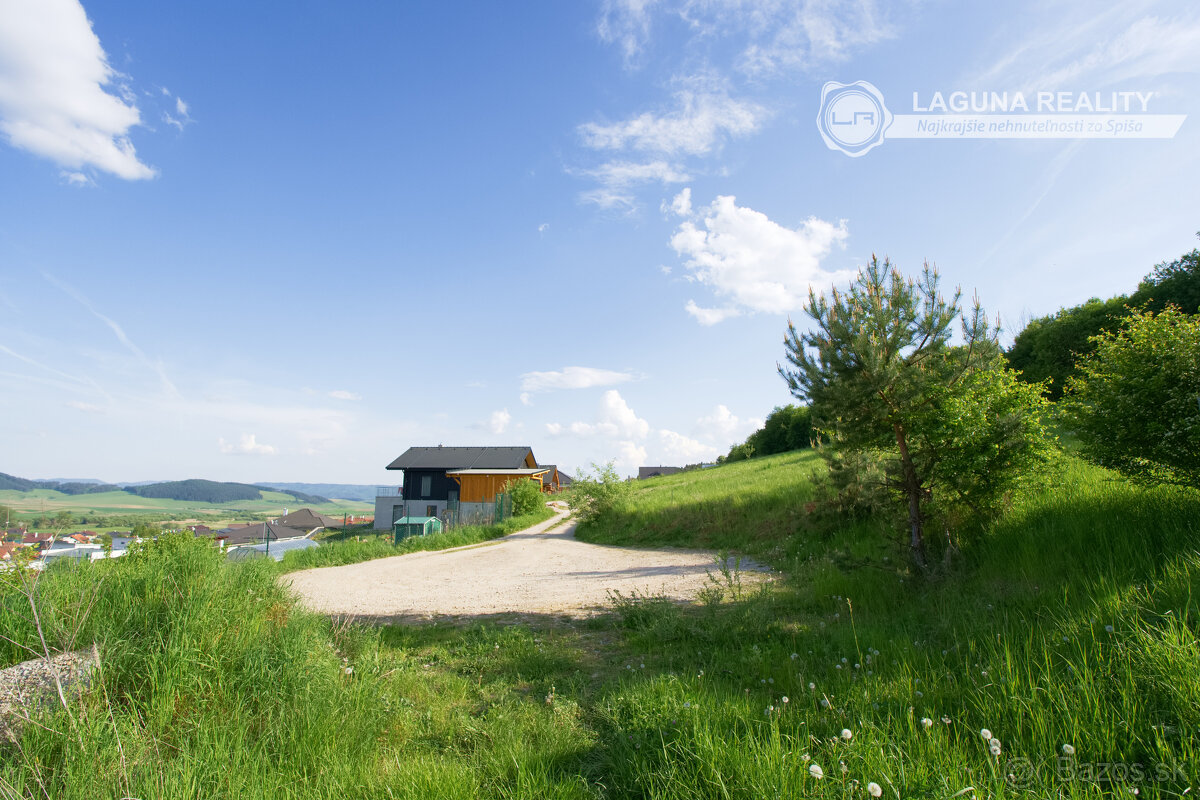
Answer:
xmin=0 ymin=472 xmax=329 ymax=506
xmin=0 ymin=473 xmax=119 ymax=495
xmin=1005 ymin=240 xmax=1199 ymax=398
xmin=720 ymin=404 xmax=815 ymax=463
xmin=129 ymin=480 xmax=329 ymax=505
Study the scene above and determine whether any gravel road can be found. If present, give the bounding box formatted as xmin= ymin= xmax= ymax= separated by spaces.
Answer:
xmin=284 ymin=510 xmax=766 ymax=620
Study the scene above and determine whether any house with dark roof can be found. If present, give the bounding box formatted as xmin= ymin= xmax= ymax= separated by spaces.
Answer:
xmin=273 ymin=508 xmax=341 ymax=534
xmin=375 ymin=446 xmax=544 ymax=529
xmin=216 ymin=521 xmax=310 ymax=548
xmin=638 ymin=466 xmax=684 ymax=480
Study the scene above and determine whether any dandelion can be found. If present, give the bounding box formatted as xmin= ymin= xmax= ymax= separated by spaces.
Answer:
xmin=809 ymin=682 xmax=816 ymax=690
xmin=783 ymin=696 xmax=789 ymax=703
xmin=769 ymin=678 xmax=775 ymax=684
xmin=921 ymin=717 xmax=933 ymax=728
xmin=1106 ymin=625 xmax=1115 ymax=633
xmin=981 ymin=728 xmax=992 ymax=740
xmin=855 ymin=663 xmax=861 ymax=669
xmin=820 ymin=698 xmax=831 ymax=709
xmin=1062 ymin=744 xmax=1076 ymax=756
xmin=802 ymin=754 xmax=811 ymax=762
xmin=791 ymin=653 xmax=799 ymax=660
xmin=867 ymin=782 xmax=883 ymax=797
xmin=841 ymin=728 xmax=853 ymax=740
xmin=942 ymin=716 xmax=951 ymax=724
xmin=640 ymin=663 xmax=645 ymax=669
xmin=842 ymin=657 xmax=849 ymax=664
xmin=809 ymin=764 xmax=824 ymax=779
xmin=344 ymin=666 xmax=353 ymax=676
xmin=683 ymin=702 xmax=691 ymax=708
xmin=836 ymin=664 xmax=843 ymax=670
xmin=990 ymin=743 xmax=1002 ymax=756
xmin=915 ymin=691 xmax=923 ymax=698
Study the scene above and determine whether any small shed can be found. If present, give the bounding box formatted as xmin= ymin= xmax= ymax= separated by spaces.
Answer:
xmin=393 ymin=516 xmax=442 ymax=543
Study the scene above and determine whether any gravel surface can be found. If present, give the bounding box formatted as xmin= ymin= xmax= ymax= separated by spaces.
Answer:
xmin=284 ymin=510 xmax=767 ymax=620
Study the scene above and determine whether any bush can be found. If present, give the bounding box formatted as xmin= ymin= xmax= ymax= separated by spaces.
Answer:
xmin=1065 ymin=305 xmax=1200 ymax=489
xmin=567 ymin=462 xmax=629 ymax=524
xmin=504 ymin=477 xmax=545 ymax=517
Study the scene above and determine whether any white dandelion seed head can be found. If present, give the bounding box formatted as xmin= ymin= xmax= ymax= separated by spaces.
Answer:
xmin=1062 ymin=744 xmax=1076 ymax=755
xmin=921 ymin=717 xmax=933 ymax=728
xmin=820 ymin=698 xmax=831 ymax=709
xmin=782 ymin=696 xmax=789 ymax=703
xmin=1106 ymin=625 xmax=1115 ymax=633
xmin=981 ymin=728 xmax=992 ymax=740
xmin=868 ymin=782 xmax=883 ymax=797
xmin=841 ymin=728 xmax=853 ymax=740
xmin=809 ymin=764 xmax=824 ymax=779
xmin=990 ymin=743 xmax=1002 ymax=756
xmin=809 ymin=682 xmax=816 ymax=690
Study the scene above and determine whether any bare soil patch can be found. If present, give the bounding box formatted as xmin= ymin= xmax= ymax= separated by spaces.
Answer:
xmin=284 ymin=512 xmax=768 ymax=621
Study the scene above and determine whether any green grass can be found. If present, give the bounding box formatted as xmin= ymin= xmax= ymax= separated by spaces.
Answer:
xmin=277 ymin=507 xmax=559 ymax=572
xmin=2 ymin=453 xmax=1197 ymax=798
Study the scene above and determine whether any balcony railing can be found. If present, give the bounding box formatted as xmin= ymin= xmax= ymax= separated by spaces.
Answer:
xmin=376 ymin=487 xmax=403 ymax=497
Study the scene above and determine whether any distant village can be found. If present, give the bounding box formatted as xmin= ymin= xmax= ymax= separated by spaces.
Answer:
xmin=0 ymin=507 xmax=371 ymax=569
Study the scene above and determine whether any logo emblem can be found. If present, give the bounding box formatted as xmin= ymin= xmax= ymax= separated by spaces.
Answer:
xmin=817 ymin=81 xmax=892 ymax=156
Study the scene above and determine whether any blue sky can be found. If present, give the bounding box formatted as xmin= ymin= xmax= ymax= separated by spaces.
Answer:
xmin=1 ymin=0 xmax=1198 ymax=485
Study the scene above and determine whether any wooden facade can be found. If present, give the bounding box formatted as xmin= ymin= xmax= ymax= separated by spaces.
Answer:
xmin=448 ymin=468 xmax=548 ymax=503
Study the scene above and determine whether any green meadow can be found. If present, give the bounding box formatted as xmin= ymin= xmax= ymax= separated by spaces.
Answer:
xmin=0 ymin=487 xmax=371 ymax=526
xmin=1 ymin=451 xmax=1197 ymax=798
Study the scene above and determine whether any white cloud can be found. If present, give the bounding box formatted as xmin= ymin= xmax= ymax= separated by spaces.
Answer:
xmin=972 ymin=7 xmax=1200 ymax=91
xmin=657 ymin=428 xmax=718 ymax=462
xmin=520 ymin=392 xmax=533 ymax=406
xmin=328 ymin=389 xmax=361 ymax=401
xmin=66 ymin=400 xmax=102 ymax=413
xmin=595 ymin=0 xmax=895 ymax=74
xmin=521 ymin=366 xmax=634 ymax=394
xmin=578 ymin=160 xmax=690 ymax=210
xmin=489 ymin=408 xmax=511 ymax=434
xmin=579 ymin=88 xmax=765 ymax=157
xmin=684 ymin=300 xmax=741 ymax=326
xmin=667 ymin=187 xmax=692 ymax=217
xmin=548 ymin=390 xmax=650 ymax=441
xmin=219 ymin=433 xmax=277 ymax=456
xmin=670 ymin=192 xmax=854 ymax=322
xmin=597 ymin=0 xmax=659 ymax=66
xmin=538 ymin=222 xmax=550 ymax=233
xmin=0 ymin=0 xmax=156 ymax=179
xmin=696 ymin=404 xmax=761 ymax=441
xmin=615 ymin=440 xmax=648 ymax=474
xmin=62 ymin=171 xmax=93 ymax=187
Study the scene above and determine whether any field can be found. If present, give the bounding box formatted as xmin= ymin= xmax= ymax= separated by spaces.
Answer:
xmin=0 ymin=487 xmax=372 ymax=526
xmin=1 ymin=451 xmax=1197 ymax=798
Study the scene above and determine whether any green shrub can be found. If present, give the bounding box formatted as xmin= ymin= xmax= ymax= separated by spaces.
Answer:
xmin=504 ymin=477 xmax=545 ymax=517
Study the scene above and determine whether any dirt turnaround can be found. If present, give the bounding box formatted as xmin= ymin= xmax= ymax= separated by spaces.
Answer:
xmin=284 ymin=510 xmax=767 ymax=621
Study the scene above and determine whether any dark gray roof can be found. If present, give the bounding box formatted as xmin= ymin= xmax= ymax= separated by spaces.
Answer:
xmin=386 ymin=446 xmax=535 ymax=471
xmin=275 ymin=508 xmax=341 ymax=530
xmin=638 ymin=466 xmax=684 ymax=479
xmin=217 ymin=522 xmax=308 ymax=546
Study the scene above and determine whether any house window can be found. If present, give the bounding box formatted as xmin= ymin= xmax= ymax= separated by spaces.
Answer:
xmin=420 ymin=475 xmax=432 ymax=497
xmin=426 ymin=505 xmax=437 ymax=517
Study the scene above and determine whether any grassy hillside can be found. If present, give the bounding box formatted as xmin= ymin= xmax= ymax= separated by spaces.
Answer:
xmin=2 ymin=452 xmax=1197 ymax=798
xmin=0 ymin=486 xmax=371 ymax=523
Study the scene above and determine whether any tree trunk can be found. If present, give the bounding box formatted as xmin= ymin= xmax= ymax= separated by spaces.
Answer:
xmin=893 ymin=423 xmax=926 ymax=569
